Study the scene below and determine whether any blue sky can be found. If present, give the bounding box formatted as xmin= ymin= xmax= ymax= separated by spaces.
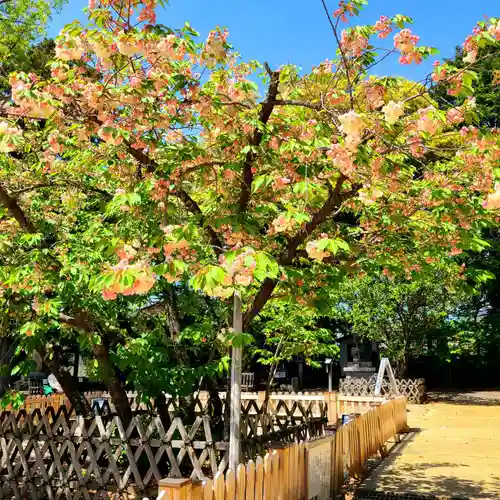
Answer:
xmin=49 ymin=0 xmax=498 ymax=83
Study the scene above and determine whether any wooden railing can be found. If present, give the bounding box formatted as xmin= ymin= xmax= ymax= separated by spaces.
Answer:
xmin=158 ymin=396 xmax=409 ymax=500
xmin=5 ymin=390 xmax=385 ymax=424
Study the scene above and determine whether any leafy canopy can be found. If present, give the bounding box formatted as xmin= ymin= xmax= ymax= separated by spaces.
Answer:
xmin=0 ymin=0 xmax=499 ymax=395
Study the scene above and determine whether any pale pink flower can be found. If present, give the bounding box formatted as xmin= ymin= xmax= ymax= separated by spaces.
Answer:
xmin=374 ymin=16 xmax=392 ymax=39
xmin=382 ymin=101 xmax=404 ymax=125
xmin=306 ymin=240 xmax=330 ymax=261
xmin=446 ymin=107 xmax=464 ymax=125
xmin=338 ymin=110 xmax=364 ymax=137
xmin=483 ymin=183 xmax=500 ymax=209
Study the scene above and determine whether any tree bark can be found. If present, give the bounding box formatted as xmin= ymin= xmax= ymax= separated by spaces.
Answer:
xmin=0 ymin=183 xmax=37 ymax=233
xmin=46 ymin=351 xmax=93 ymax=418
xmin=91 ymin=338 xmax=132 ymax=427
xmin=164 ymin=287 xmax=181 ymax=343
xmin=155 ymin=392 xmax=172 ymax=430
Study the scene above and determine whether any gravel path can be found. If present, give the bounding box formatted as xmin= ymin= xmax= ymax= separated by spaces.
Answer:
xmin=356 ymin=396 xmax=500 ymax=499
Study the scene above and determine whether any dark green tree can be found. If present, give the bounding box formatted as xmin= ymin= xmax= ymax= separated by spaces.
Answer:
xmin=429 ymin=45 xmax=500 ymax=128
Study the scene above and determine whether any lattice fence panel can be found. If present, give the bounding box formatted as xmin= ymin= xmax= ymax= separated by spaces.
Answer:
xmin=339 ymin=376 xmax=426 ymax=403
xmin=0 ymin=407 xmax=228 ymax=500
xmin=0 ymin=393 xmax=327 ymax=499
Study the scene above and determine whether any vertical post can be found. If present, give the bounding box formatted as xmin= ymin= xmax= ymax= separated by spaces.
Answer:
xmin=298 ymin=359 xmax=304 ymax=389
xmin=229 ymin=290 xmax=243 ymax=470
xmin=158 ymin=478 xmax=192 ymax=500
xmin=328 ymin=363 xmax=333 ymax=392
xmin=73 ymin=349 xmax=79 ymax=378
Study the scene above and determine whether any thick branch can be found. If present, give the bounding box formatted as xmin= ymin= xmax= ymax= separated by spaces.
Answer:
xmin=59 ymin=312 xmax=93 ymax=332
xmin=243 ymin=277 xmax=278 ymax=331
xmin=125 ymin=144 xmax=225 ymax=256
xmin=0 ymin=183 xmax=37 ymax=233
xmin=174 ymin=189 xmax=224 ymax=257
xmin=283 ymin=175 xmax=348 ymax=264
xmin=238 ymin=63 xmax=280 ymax=213
xmin=243 ymin=175 xmax=360 ymax=327
xmin=270 ymin=99 xmax=323 ymax=110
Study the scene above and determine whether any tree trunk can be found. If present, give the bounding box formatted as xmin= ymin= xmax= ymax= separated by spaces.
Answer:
xmin=91 ymin=338 xmax=132 ymax=427
xmin=155 ymin=392 xmax=172 ymax=430
xmin=164 ymin=287 xmax=181 ymax=344
xmin=48 ymin=353 xmax=93 ymax=418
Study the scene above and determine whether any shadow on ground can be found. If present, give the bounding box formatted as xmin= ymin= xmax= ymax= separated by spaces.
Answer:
xmin=355 ymin=426 xmax=500 ymax=499
xmin=427 ymin=390 xmax=500 ymax=406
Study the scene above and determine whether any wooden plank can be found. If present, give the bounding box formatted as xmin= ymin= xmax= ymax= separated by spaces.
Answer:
xmin=263 ymin=453 xmax=272 ymax=500
xmin=246 ymin=460 xmax=255 ymax=500
xmin=214 ymin=472 xmax=225 ymax=500
xmin=271 ymin=450 xmax=281 ymax=500
xmin=285 ymin=447 xmax=291 ymax=500
xmin=290 ymin=444 xmax=297 ymax=500
xmin=255 ymin=455 xmax=264 ymax=500
xmin=203 ymin=479 xmax=214 ymax=500
xmin=192 ymin=482 xmax=203 ymax=500
xmin=226 ymin=469 xmax=236 ymax=500
xmin=236 ymin=463 xmax=246 ymax=500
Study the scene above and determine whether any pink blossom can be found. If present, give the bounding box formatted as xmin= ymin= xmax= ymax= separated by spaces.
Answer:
xmin=374 ymin=16 xmax=392 ymax=39
xmin=340 ymin=30 xmax=369 ymax=58
xmin=446 ymin=107 xmax=464 ymax=125
xmin=306 ymin=240 xmax=330 ymax=261
xmin=483 ymin=183 xmax=500 ymax=209
xmin=417 ymin=107 xmax=440 ymax=135
xmin=394 ymin=29 xmax=419 ymax=54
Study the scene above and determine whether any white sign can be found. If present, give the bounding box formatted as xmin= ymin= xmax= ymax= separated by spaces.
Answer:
xmin=307 ymin=437 xmax=333 ymax=500
xmin=275 ymin=371 xmax=287 ymax=379
xmin=374 ymin=358 xmax=399 ymax=397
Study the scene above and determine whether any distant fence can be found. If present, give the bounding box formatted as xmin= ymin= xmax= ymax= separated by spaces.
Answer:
xmin=340 ymin=375 xmax=426 ymax=403
xmin=6 ymin=389 xmax=388 ymax=421
xmin=158 ymin=396 xmax=409 ymax=500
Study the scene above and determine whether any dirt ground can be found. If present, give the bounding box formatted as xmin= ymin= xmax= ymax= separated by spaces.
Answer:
xmin=357 ymin=391 xmax=500 ymax=499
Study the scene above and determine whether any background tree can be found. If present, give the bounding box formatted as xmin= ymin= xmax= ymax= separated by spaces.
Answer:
xmin=329 ymin=263 xmax=478 ymax=376
xmin=429 ymin=44 xmax=500 ymax=128
xmin=0 ymin=0 xmax=499 ymax=419
xmin=0 ymin=0 xmax=63 ymax=96
xmin=251 ymin=303 xmax=339 ymax=406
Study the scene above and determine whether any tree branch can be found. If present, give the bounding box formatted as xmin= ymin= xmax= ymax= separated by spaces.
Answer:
xmin=11 ymin=181 xmax=112 ymax=200
xmin=320 ymin=0 xmax=355 ymax=109
xmin=244 ymin=175 xmax=360 ymax=327
xmin=174 ymin=189 xmax=224 ymax=257
xmin=124 ymin=143 xmax=225 ymax=256
xmin=270 ymin=99 xmax=323 ymax=110
xmin=0 ymin=183 xmax=37 ymax=233
xmin=238 ymin=62 xmax=280 ymax=213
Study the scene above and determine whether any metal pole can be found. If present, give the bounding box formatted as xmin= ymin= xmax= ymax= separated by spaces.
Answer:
xmin=328 ymin=363 xmax=333 ymax=392
xmin=229 ymin=290 xmax=243 ymax=470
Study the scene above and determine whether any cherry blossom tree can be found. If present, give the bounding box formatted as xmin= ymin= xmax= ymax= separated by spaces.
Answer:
xmin=0 ymin=0 xmax=499 ymax=418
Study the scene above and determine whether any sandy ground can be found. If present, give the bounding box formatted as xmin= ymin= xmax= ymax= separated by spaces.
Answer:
xmin=359 ymin=393 xmax=500 ymax=499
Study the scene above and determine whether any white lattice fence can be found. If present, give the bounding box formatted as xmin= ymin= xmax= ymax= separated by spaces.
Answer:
xmin=0 ymin=407 xmax=228 ymax=500
xmin=339 ymin=375 xmax=426 ymax=403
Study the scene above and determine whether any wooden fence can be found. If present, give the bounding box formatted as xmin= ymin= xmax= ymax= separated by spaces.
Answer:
xmin=340 ymin=375 xmax=426 ymax=403
xmin=157 ymin=396 xmax=409 ymax=500
xmin=6 ymin=390 xmax=383 ymax=424
xmin=0 ymin=401 xmax=326 ymax=498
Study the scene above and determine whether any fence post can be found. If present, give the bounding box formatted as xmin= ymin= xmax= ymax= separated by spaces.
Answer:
xmin=324 ymin=391 xmax=338 ymax=426
xmin=229 ymin=290 xmax=243 ymax=471
xmin=158 ymin=478 xmax=192 ymax=500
